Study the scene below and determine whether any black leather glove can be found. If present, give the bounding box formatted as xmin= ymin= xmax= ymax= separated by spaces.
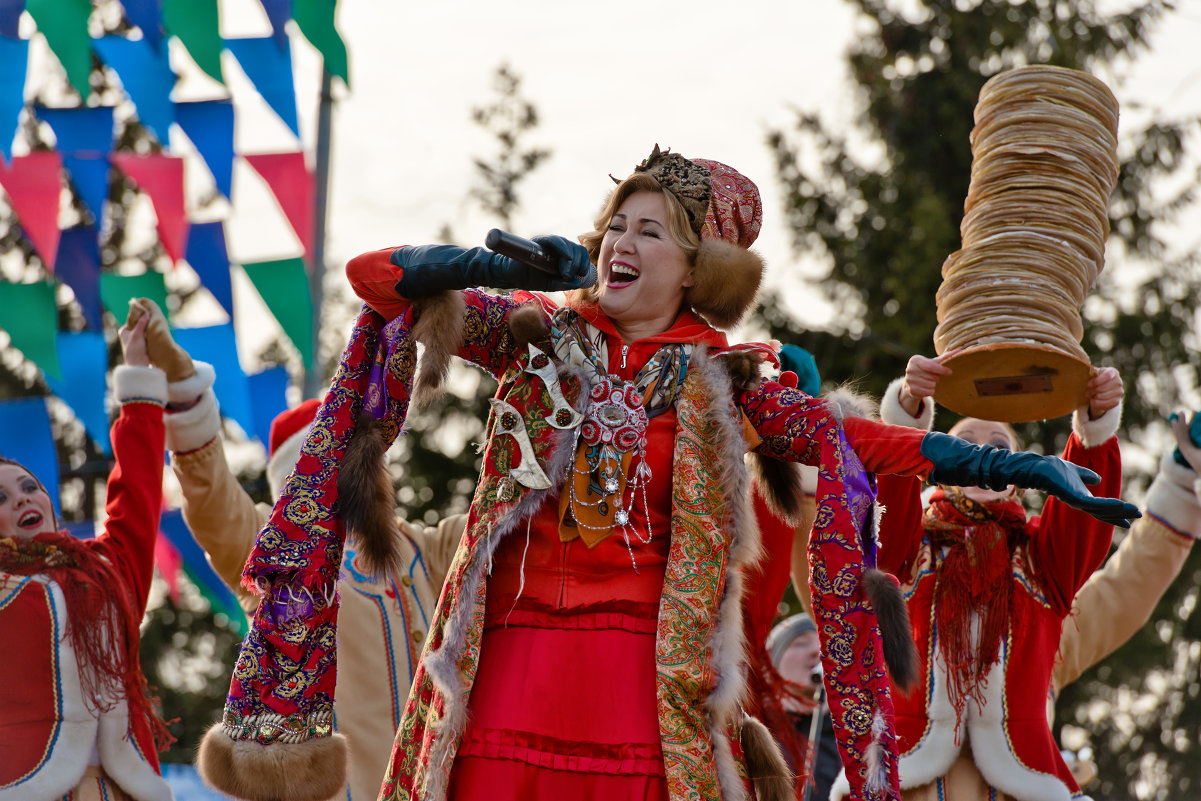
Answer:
xmin=392 ymin=235 xmax=595 ymax=298
xmin=920 ymin=431 xmax=1140 ymax=528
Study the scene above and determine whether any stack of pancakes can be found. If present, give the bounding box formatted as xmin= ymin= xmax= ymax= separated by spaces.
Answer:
xmin=933 ymin=66 xmax=1120 ymax=362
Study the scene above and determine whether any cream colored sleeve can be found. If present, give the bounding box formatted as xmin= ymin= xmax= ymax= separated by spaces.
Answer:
xmin=402 ymin=513 xmax=468 ymax=595
xmin=1053 ymin=496 xmax=1196 ymax=693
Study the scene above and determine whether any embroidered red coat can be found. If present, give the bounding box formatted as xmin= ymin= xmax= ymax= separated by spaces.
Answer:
xmin=862 ymin=432 xmax=1119 ymax=801
xmin=0 ymin=377 xmax=171 ymax=801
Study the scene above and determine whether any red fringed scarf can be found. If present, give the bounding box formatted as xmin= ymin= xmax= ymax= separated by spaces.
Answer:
xmin=922 ymin=487 xmax=1027 ymax=730
xmin=0 ymin=532 xmax=174 ymax=751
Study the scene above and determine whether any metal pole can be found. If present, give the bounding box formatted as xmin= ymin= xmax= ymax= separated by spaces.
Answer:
xmin=304 ymin=67 xmax=334 ymax=399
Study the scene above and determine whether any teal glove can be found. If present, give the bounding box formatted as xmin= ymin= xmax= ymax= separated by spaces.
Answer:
xmin=1170 ymin=411 xmax=1201 ymax=469
xmin=779 ymin=344 xmax=821 ymax=397
xmin=392 ymin=235 xmax=595 ymax=297
xmin=920 ymin=431 xmax=1140 ymax=528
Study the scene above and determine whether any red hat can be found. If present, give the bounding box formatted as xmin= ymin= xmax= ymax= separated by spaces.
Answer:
xmin=267 ymin=398 xmax=321 ymax=498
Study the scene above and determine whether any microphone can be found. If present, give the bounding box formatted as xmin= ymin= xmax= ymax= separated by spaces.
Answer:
xmin=485 ymin=229 xmax=558 ymax=275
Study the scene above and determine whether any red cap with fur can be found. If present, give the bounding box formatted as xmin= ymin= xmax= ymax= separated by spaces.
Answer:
xmin=267 ymin=398 xmax=321 ymax=499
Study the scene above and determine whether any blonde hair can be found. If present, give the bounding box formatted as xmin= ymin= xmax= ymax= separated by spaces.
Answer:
xmin=574 ymin=173 xmax=701 ymax=304
xmin=948 ymin=417 xmax=1023 ymax=451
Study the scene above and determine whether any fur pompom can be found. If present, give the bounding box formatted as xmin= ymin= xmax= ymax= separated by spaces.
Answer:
xmin=823 ymin=384 xmax=879 ymax=422
xmin=686 ymin=239 xmax=764 ymax=329
xmin=337 ymin=414 xmax=401 ymax=579
xmin=507 ymin=301 xmax=551 ymax=350
xmin=197 ymin=723 xmax=348 ymax=801
xmin=741 ymin=715 xmax=795 ymax=801
xmin=863 ymin=567 xmax=919 ymax=692
xmin=411 ymin=291 xmax=466 ymax=408
xmin=749 ymin=452 xmax=807 ymax=524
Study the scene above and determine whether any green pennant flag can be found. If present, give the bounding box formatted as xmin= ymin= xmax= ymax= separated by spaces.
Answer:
xmin=99 ymin=272 xmax=170 ymax=326
xmin=243 ymin=258 xmax=314 ymax=369
xmin=162 ymin=0 xmax=225 ymax=85
xmin=292 ymin=0 xmax=350 ymax=87
xmin=0 ymin=281 xmax=61 ymax=379
xmin=27 ymin=0 xmax=93 ymax=100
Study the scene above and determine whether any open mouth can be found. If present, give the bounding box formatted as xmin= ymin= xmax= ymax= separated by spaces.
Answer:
xmin=607 ymin=261 xmax=640 ymax=287
xmin=18 ymin=510 xmax=43 ymax=529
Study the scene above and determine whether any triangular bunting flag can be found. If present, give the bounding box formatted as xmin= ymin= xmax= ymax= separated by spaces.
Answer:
xmin=54 ymin=225 xmax=103 ymax=330
xmin=258 ymin=0 xmax=292 ymax=49
xmin=175 ymin=99 xmax=234 ymax=198
xmin=26 ymin=0 xmax=92 ymax=100
xmin=122 ymin=0 xmax=165 ymax=53
xmin=0 ymin=397 xmax=60 ymax=514
xmin=171 ymin=323 xmax=256 ymax=438
xmin=243 ymin=258 xmax=313 ymax=370
xmin=92 ymin=36 xmax=176 ymax=146
xmin=248 ymin=365 xmax=290 ymax=447
xmin=292 ymin=0 xmax=349 ymax=87
xmin=0 ymin=152 xmax=63 ymax=269
xmin=99 ymin=271 xmax=169 ymax=326
xmin=37 ymin=106 xmax=115 ymax=223
xmin=162 ymin=0 xmax=224 ymax=85
xmin=0 ymin=281 xmax=60 ymax=379
xmin=111 ymin=153 xmax=188 ymax=264
xmin=159 ymin=508 xmax=249 ymax=635
xmin=46 ymin=330 xmax=112 ymax=456
xmin=154 ymin=535 xmax=183 ymax=603
xmin=226 ymin=37 xmax=300 ymax=137
xmin=0 ymin=0 xmax=24 ymax=38
xmin=0 ymin=37 xmax=28 ymax=162
xmin=243 ymin=152 xmax=312 ymax=259
xmin=184 ymin=220 xmax=233 ymax=316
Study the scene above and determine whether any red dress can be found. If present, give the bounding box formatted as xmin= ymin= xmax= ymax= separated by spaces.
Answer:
xmin=449 ymin=315 xmax=699 ymax=801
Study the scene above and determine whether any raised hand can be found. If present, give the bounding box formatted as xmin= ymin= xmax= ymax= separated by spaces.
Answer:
xmin=119 ymin=303 xmax=151 ymax=367
xmin=1170 ymin=411 xmax=1201 ymax=472
xmin=899 ymin=351 xmax=958 ymax=417
xmin=392 ymin=236 xmax=596 ymax=298
xmin=1086 ymin=366 xmax=1123 ymax=420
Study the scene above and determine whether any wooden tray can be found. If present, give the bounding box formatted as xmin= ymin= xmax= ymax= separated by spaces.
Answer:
xmin=932 ymin=343 xmax=1093 ymax=423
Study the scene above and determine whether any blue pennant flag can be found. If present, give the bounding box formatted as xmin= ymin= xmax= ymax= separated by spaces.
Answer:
xmin=175 ymin=99 xmax=234 ymax=198
xmin=184 ymin=220 xmax=234 ymax=316
xmin=170 ymin=323 xmax=257 ymax=440
xmin=46 ymin=331 xmax=112 ymax=456
xmin=248 ymin=365 xmax=290 ymax=448
xmin=0 ymin=36 xmax=27 ymax=162
xmin=54 ymin=225 xmax=103 ymax=330
xmin=258 ymin=0 xmax=291 ymax=49
xmin=36 ymin=106 xmax=114 ymax=222
xmin=92 ymin=36 xmax=175 ymax=145
xmin=0 ymin=397 xmax=61 ymax=514
xmin=225 ymin=36 xmax=299 ymax=137
xmin=0 ymin=1 xmax=23 ymax=38
xmin=158 ymin=508 xmax=249 ymax=635
xmin=122 ymin=0 xmax=165 ymax=52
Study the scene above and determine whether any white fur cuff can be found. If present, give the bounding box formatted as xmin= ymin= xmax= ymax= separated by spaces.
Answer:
xmin=165 ymin=388 xmax=222 ymax=454
xmin=113 ymin=365 xmax=167 ymax=405
xmin=167 ymin=361 xmax=216 ymax=406
xmin=1071 ymin=399 xmax=1122 ymax=448
xmin=880 ymin=376 xmax=934 ymax=430
xmin=1145 ymin=452 xmax=1201 ymax=539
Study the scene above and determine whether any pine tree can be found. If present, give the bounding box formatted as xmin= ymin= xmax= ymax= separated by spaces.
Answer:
xmin=760 ymin=1 xmax=1200 ymax=795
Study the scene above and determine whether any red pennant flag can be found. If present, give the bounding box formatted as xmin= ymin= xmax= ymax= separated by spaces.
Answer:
xmin=243 ymin=152 xmax=313 ymax=260
xmin=154 ymin=532 xmax=183 ymax=604
xmin=0 ymin=152 xmax=63 ymax=269
xmin=111 ymin=153 xmax=189 ymax=265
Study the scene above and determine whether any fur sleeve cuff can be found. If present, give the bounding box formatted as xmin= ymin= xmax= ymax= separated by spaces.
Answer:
xmin=168 ymin=361 xmax=216 ymax=406
xmin=1071 ymin=398 xmax=1122 ymax=448
xmin=165 ymin=388 xmax=222 ymax=454
xmin=1145 ymin=452 xmax=1201 ymax=539
xmin=880 ymin=377 xmax=933 ymax=430
xmin=113 ymin=365 xmax=167 ymax=406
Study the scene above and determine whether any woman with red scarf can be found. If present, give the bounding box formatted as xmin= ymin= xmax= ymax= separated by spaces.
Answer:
xmin=828 ymin=353 xmax=1124 ymax=801
xmin=0 ymin=301 xmax=174 ymax=801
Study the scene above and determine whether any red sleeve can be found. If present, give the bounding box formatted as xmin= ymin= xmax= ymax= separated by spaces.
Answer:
xmin=91 ymin=401 xmax=166 ymax=618
xmin=1026 ymin=433 xmax=1120 ymax=615
xmin=842 ymin=416 xmax=933 ymax=478
xmin=345 ymin=246 xmax=411 ymax=320
xmin=875 ymin=474 xmax=926 ymax=578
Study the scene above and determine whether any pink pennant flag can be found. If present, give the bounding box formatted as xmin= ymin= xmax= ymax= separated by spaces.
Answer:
xmin=111 ymin=153 xmax=189 ymax=265
xmin=154 ymin=533 xmax=183 ymax=604
xmin=244 ymin=152 xmax=313 ymax=260
xmin=0 ymin=152 xmax=63 ymax=269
